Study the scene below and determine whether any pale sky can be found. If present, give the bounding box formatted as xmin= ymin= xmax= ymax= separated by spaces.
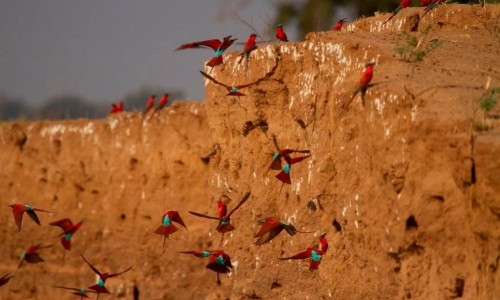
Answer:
xmin=0 ymin=1 xmax=279 ymax=104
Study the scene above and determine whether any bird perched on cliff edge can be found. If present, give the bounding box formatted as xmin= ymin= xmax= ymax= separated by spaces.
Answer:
xmin=333 ymin=18 xmax=348 ymax=31
xmin=276 ymin=24 xmax=289 ymax=42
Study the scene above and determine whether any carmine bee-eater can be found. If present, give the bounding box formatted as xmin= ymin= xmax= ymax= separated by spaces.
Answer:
xmin=9 ymin=203 xmax=53 ymax=231
xmin=54 ymin=286 xmax=97 ymax=299
xmin=0 ymin=273 xmax=13 ymax=287
xmin=200 ymin=70 xmax=272 ymax=99
xmin=346 ymin=62 xmax=376 ymax=107
xmin=279 ymin=234 xmax=328 ymax=270
xmin=50 ymin=219 xmax=83 ymax=250
xmin=382 ymin=0 xmax=411 ymax=25
xmin=421 ymin=0 xmax=431 ymax=6
xmin=269 ymin=135 xmax=311 ymax=171
xmin=110 ymin=102 xmax=123 ymax=114
xmin=275 ymin=154 xmax=311 ymax=194
xmin=180 ymin=250 xmax=232 ymax=285
xmin=333 ymin=18 xmax=348 ymax=31
xmin=176 ymin=35 xmax=237 ymax=68
xmin=148 ymin=93 xmax=169 ymax=120
xmin=18 ymin=244 xmax=53 ymax=269
xmin=238 ymin=33 xmax=258 ymax=68
xmin=254 ymin=218 xmax=312 ymax=245
xmin=189 ymin=192 xmax=251 ymax=245
xmin=154 ymin=210 xmax=187 ymax=248
xmin=143 ymin=95 xmax=156 ymax=115
xmin=276 ymin=24 xmax=288 ymax=42
xmin=81 ymin=255 xmax=132 ymax=299
xmin=421 ymin=0 xmax=445 ymax=19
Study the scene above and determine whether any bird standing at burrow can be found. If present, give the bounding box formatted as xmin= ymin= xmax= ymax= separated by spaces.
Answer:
xmin=346 ymin=62 xmax=376 ymax=108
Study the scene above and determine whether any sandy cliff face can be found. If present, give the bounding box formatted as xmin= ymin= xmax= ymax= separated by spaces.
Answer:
xmin=1 ymin=4 xmax=499 ymax=300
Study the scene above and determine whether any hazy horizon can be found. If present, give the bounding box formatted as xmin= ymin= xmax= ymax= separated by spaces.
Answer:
xmin=0 ymin=1 xmax=279 ymax=104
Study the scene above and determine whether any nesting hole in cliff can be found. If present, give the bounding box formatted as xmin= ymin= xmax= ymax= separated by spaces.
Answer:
xmin=11 ymin=124 xmax=27 ymax=151
xmin=429 ymin=195 xmax=445 ymax=202
xmin=271 ymin=281 xmax=282 ymax=289
xmin=296 ymin=119 xmax=307 ymax=129
xmin=243 ymin=121 xmax=255 ymax=136
xmin=332 ymin=219 xmax=342 ymax=232
xmin=257 ymin=120 xmax=268 ymax=133
xmin=53 ymin=139 xmax=62 ymax=155
xmin=129 ymin=158 xmax=139 ymax=171
xmin=73 ymin=183 xmax=85 ymax=192
xmin=470 ymin=158 xmax=476 ymax=184
xmin=454 ymin=278 xmax=464 ymax=297
xmin=405 ymin=215 xmax=418 ymax=231
xmin=120 ymin=213 xmax=126 ymax=220
xmin=133 ymin=284 xmax=140 ymax=300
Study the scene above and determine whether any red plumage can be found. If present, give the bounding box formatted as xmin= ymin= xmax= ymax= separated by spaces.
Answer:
xmin=9 ymin=203 xmax=53 ymax=231
xmin=276 ymin=25 xmax=288 ymax=42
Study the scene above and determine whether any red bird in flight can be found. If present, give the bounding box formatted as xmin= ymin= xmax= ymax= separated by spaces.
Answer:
xmin=346 ymin=62 xmax=376 ymax=107
xmin=81 ymin=254 xmax=132 ymax=298
xmin=280 ymin=234 xmax=328 ymax=270
xmin=275 ymin=154 xmax=311 ymax=194
xmin=153 ymin=210 xmax=187 ymax=248
xmin=200 ymin=70 xmax=271 ymax=99
xmin=180 ymin=250 xmax=232 ymax=285
xmin=176 ymin=35 xmax=237 ymax=67
xmin=54 ymin=286 xmax=97 ymax=299
xmin=382 ymin=0 xmax=411 ymax=25
xmin=18 ymin=244 xmax=53 ymax=269
xmin=333 ymin=18 xmax=348 ymax=31
xmin=50 ymin=218 xmax=83 ymax=250
xmin=189 ymin=192 xmax=251 ymax=245
xmin=9 ymin=203 xmax=53 ymax=231
xmin=276 ymin=24 xmax=288 ymax=42
xmin=254 ymin=218 xmax=312 ymax=245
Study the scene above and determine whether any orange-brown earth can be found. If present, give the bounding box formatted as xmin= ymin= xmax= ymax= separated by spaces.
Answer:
xmin=1 ymin=4 xmax=499 ymax=300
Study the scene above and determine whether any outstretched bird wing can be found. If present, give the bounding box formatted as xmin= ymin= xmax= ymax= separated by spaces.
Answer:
xmin=50 ymin=218 xmax=74 ymax=233
xmin=107 ymin=266 xmax=133 ymax=278
xmin=200 ymin=71 xmax=230 ymax=89
xmin=81 ymin=254 xmax=103 ymax=277
xmin=170 ymin=211 xmax=187 ymax=229
xmin=226 ymin=192 xmax=251 ymax=219
xmin=188 ymin=211 xmax=220 ymax=220
xmin=280 ymin=248 xmax=313 ymax=260
xmin=176 ymin=39 xmax=222 ymax=51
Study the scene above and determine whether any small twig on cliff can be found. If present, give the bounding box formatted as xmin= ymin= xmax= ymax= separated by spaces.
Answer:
xmin=233 ymin=11 xmax=262 ymax=38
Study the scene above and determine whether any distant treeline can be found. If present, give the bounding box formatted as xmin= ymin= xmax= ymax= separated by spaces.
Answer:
xmin=0 ymin=86 xmax=184 ymax=121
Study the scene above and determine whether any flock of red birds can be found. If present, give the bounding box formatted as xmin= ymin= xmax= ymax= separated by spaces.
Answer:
xmin=2 ymin=1 xmax=447 ymax=298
